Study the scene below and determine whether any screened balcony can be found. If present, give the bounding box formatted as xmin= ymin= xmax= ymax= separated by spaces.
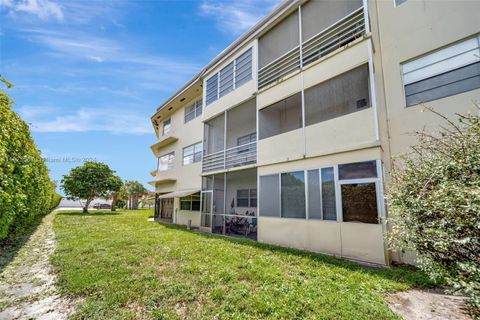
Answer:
xmin=202 ymin=98 xmax=257 ymax=173
xmin=258 ymin=1 xmax=365 ymax=89
xmin=200 ymin=168 xmax=257 ymax=239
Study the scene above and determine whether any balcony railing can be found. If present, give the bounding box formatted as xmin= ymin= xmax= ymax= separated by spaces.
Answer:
xmin=202 ymin=141 xmax=257 ymax=173
xmin=302 ymin=7 xmax=365 ymax=67
xmin=258 ymin=46 xmax=301 ymax=89
xmin=258 ymin=7 xmax=365 ymax=89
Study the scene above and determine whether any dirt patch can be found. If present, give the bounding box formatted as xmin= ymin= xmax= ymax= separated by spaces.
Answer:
xmin=386 ymin=288 xmax=471 ymax=320
xmin=0 ymin=212 xmax=76 ymax=319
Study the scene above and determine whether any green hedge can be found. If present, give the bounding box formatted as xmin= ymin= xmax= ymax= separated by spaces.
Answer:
xmin=0 ymin=76 xmax=60 ymax=241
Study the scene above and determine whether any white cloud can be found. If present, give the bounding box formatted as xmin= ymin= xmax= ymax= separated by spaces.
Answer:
xmin=199 ymin=0 xmax=281 ymax=35
xmin=0 ymin=0 xmax=14 ymax=8
xmin=21 ymin=28 xmax=200 ymax=74
xmin=19 ymin=106 xmax=152 ymax=134
xmin=14 ymin=0 xmax=64 ymax=21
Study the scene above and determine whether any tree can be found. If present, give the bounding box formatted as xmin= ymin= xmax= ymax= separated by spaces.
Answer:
xmin=104 ymin=175 xmax=123 ymax=211
xmin=139 ymin=193 xmax=155 ymax=208
xmin=387 ymin=106 xmax=480 ymax=316
xmin=124 ymin=180 xmax=148 ymax=210
xmin=61 ymin=162 xmax=122 ymax=214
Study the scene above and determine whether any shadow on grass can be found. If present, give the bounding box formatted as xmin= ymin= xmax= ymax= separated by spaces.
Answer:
xmin=0 ymin=213 xmax=46 ymax=274
xmin=157 ymin=222 xmax=435 ymax=288
xmin=56 ymin=210 xmax=123 ymax=217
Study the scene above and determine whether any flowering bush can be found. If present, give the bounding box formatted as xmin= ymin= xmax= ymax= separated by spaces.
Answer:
xmin=0 ymin=76 xmax=59 ymax=241
xmin=388 ymin=106 xmax=480 ymax=316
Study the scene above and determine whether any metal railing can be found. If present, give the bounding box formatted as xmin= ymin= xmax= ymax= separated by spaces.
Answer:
xmin=202 ymin=141 xmax=257 ymax=173
xmin=258 ymin=46 xmax=301 ymax=89
xmin=257 ymin=7 xmax=365 ymax=89
xmin=302 ymin=7 xmax=365 ymax=67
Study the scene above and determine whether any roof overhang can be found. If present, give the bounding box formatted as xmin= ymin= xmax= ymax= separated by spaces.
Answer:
xmin=148 ymin=178 xmax=176 ymax=186
xmin=150 ymin=135 xmax=178 ymax=156
xmin=150 ymin=0 xmax=301 ymax=123
xmin=158 ymin=188 xmax=200 ymax=199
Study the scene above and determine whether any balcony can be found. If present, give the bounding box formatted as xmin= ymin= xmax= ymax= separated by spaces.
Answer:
xmin=149 ymin=169 xmax=177 ymax=186
xmin=150 ymin=133 xmax=178 ymax=157
xmin=258 ymin=6 xmax=365 ymax=89
xmin=202 ymin=141 xmax=257 ymax=172
xmin=202 ymin=97 xmax=257 ymax=174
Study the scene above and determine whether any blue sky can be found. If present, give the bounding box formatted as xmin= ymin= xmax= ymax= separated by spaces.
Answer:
xmin=0 ymin=0 xmax=280 ymax=192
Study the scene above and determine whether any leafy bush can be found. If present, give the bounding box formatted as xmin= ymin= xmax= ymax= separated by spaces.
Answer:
xmin=388 ymin=107 xmax=480 ymax=316
xmin=0 ymin=76 xmax=57 ymax=241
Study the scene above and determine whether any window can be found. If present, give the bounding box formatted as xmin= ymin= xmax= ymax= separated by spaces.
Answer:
xmin=206 ymin=73 xmax=218 ymax=106
xmin=259 ymin=174 xmax=280 ymax=217
xmin=237 ymin=133 xmax=256 ymax=146
xmin=402 ymin=36 xmax=480 ymax=107
xmin=219 ymin=62 xmax=234 ymax=98
xmin=236 ymin=188 xmax=257 ymax=207
xmin=341 ymin=183 xmax=378 ymax=223
xmin=259 ymin=161 xmax=381 ymax=223
xmin=339 ymin=161 xmax=379 ymax=224
xmin=205 ymin=47 xmax=253 ymax=106
xmin=184 ymin=99 xmax=203 ymax=123
xmin=162 ymin=118 xmax=171 ymax=136
xmin=158 ymin=152 xmax=174 ymax=171
xmin=259 ymin=92 xmax=302 ymax=139
xmin=394 ymin=0 xmax=408 ymax=7
xmin=305 ymin=64 xmax=370 ymax=126
xmin=307 ymin=169 xmax=321 ymax=219
xmin=235 ymin=48 xmax=253 ymax=87
xmin=281 ymin=171 xmax=306 ymax=218
xmin=321 ymin=167 xmax=337 ymax=221
xmin=237 ymin=132 xmax=256 ymax=154
xmin=306 ymin=167 xmax=336 ymax=220
xmin=338 ymin=161 xmax=377 ymax=180
xmin=180 ymin=193 xmax=201 ymax=211
xmin=183 ymin=142 xmax=202 ymax=165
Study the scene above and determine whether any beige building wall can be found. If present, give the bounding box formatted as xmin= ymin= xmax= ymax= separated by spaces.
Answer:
xmin=174 ymin=198 xmax=201 ymax=228
xmin=374 ymin=0 xmax=480 ymax=161
xmin=152 ymin=94 xmax=204 ymax=224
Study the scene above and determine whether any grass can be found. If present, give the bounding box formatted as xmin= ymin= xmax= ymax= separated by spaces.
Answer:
xmin=52 ymin=209 xmax=432 ymax=320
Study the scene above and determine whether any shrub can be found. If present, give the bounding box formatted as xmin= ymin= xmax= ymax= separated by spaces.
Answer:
xmin=0 ymin=76 xmax=57 ymax=241
xmin=388 ymin=106 xmax=480 ymax=316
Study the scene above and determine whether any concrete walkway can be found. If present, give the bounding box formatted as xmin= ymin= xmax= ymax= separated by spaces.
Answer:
xmin=0 ymin=212 xmax=76 ymax=320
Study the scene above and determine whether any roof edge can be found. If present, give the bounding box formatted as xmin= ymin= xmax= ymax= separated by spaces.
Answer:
xmin=153 ymin=0 xmax=299 ymax=115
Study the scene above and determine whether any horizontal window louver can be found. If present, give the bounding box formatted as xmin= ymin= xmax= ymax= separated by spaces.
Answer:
xmin=235 ymin=48 xmax=252 ymax=88
xmin=206 ymin=73 xmax=218 ymax=105
xmin=402 ymin=35 xmax=480 ymax=107
xmin=219 ymin=62 xmax=234 ymax=98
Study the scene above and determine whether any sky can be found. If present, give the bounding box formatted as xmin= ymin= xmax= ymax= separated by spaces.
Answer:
xmin=0 ymin=0 xmax=280 ymax=192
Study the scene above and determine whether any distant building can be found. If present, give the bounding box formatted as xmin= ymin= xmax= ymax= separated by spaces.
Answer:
xmin=149 ymin=0 xmax=480 ymax=265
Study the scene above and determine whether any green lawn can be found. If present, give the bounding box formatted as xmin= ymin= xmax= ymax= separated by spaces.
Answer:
xmin=52 ymin=209 xmax=431 ymax=320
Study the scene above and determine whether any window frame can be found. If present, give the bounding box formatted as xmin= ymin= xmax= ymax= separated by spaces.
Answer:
xmin=162 ymin=118 xmax=171 ymax=136
xmin=400 ymin=35 xmax=480 ymax=108
xmin=393 ymin=0 xmax=408 ymax=7
xmin=258 ymin=160 xmax=384 ymax=224
xmin=184 ymin=99 xmax=203 ymax=123
xmin=205 ymin=47 xmax=253 ymax=106
xmin=236 ymin=188 xmax=257 ymax=208
xmin=182 ymin=141 xmax=203 ymax=166
xmin=158 ymin=152 xmax=175 ymax=171
xmin=180 ymin=193 xmax=201 ymax=211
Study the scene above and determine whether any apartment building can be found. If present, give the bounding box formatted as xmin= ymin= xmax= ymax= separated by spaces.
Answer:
xmin=149 ymin=0 xmax=480 ymax=265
